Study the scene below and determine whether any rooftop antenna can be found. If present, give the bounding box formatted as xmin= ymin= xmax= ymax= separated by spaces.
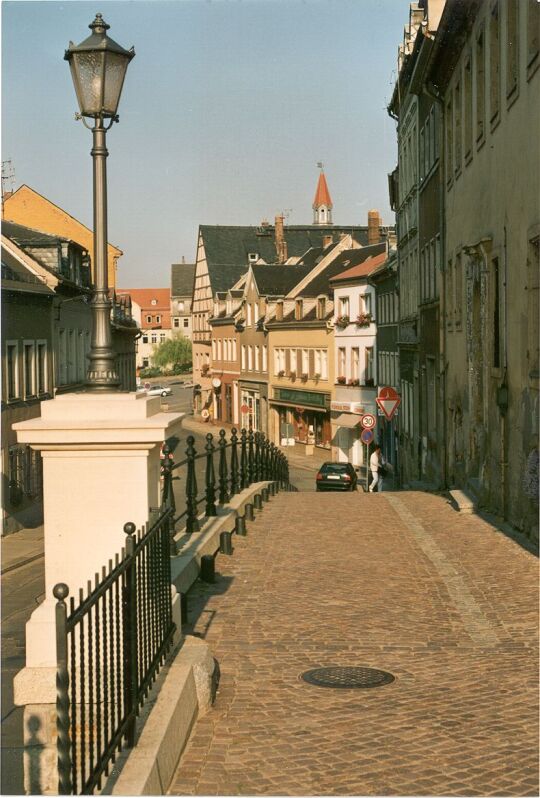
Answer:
xmin=2 ymin=159 xmax=15 ymax=197
xmin=1 ymin=160 xmax=15 ymax=218
xmin=317 ymin=161 xmax=324 ymax=171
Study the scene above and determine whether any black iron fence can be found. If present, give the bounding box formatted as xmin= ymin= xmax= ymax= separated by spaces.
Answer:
xmin=161 ymin=427 xmax=292 ymax=546
xmin=53 ymin=428 xmax=292 ymax=794
xmin=54 ymin=508 xmax=175 ymax=795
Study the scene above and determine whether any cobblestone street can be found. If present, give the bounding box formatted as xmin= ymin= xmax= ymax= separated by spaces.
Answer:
xmin=169 ymin=491 xmax=538 ymax=797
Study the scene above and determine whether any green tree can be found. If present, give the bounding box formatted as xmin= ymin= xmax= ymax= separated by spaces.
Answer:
xmin=151 ymin=333 xmax=192 ymax=372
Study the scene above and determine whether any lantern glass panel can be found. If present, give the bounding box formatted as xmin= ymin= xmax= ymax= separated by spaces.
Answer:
xmin=70 ymin=50 xmax=105 ymax=116
xmin=102 ymin=51 xmax=130 ymax=116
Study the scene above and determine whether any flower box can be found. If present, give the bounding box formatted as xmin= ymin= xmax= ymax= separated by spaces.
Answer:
xmin=336 ymin=376 xmax=346 ymax=385
xmin=348 ymin=378 xmax=360 ymax=387
xmin=355 ymin=313 xmax=373 ymax=327
xmin=335 ymin=315 xmax=350 ymax=329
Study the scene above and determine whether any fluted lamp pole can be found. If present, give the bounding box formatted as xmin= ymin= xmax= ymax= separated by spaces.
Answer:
xmin=65 ymin=14 xmax=134 ymax=391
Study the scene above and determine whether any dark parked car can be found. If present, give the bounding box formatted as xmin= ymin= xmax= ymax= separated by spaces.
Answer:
xmin=316 ymin=462 xmax=358 ymax=492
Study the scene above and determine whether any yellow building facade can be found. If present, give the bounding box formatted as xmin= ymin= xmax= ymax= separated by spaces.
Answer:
xmin=267 ymin=319 xmax=335 ymax=451
xmin=3 ymin=184 xmax=122 ymax=288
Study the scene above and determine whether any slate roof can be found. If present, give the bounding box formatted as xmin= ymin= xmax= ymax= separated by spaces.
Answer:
xmin=2 ymin=219 xmax=74 ymax=248
xmin=171 ymin=262 xmax=196 ymax=297
xmin=200 ymin=224 xmax=373 ymax=294
xmin=251 ymin=263 xmax=315 ymax=297
xmin=297 ymin=242 xmax=387 ymax=297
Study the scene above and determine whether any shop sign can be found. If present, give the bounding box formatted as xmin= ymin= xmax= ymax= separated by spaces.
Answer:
xmin=274 ymin=387 xmax=329 ymax=409
xmin=330 ymin=401 xmax=364 ymax=414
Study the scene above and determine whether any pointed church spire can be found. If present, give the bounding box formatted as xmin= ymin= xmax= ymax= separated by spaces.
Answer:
xmin=312 ymin=164 xmax=333 ymax=225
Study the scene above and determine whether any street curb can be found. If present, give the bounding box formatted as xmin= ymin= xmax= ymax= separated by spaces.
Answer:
xmin=109 ymin=636 xmax=214 ymax=796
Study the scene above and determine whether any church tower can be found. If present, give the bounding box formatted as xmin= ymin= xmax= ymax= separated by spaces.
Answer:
xmin=312 ymin=166 xmax=333 ymax=225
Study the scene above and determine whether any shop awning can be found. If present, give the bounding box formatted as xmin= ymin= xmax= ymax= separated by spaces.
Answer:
xmin=334 ymin=413 xmax=362 ymax=428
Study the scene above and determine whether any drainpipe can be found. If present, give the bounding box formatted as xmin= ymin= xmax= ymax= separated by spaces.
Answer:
xmin=499 ymin=226 xmax=509 ymax=520
xmin=424 ymin=81 xmax=447 ymax=487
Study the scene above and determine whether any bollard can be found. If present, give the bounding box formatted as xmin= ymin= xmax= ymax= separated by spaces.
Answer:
xmin=269 ymin=482 xmax=276 ymax=497
xmin=180 ymin=592 xmax=188 ymax=625
xmin=235 ymin=515 xmax=247 ymax=536
xmin=273 ymin=480 xmax=280 ymax=494
xmin=262 ymin=487 xmax=269 ymax=502
xmin=245 ymin=503 xmax=255 ymax=521
xmin=220 ymin=530 xmax=233 ymax=555
xmin=200 ymin=554 xmax=215 ymax=583
xmin=253 ymin=493 xmax=263 ymax=511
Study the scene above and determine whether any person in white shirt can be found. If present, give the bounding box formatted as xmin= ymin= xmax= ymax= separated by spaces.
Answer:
xmin=369 ymin=444 xmax=385 ymax=492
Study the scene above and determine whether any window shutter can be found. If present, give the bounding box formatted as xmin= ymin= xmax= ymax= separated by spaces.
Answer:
xmin=285 ymin=349 xmax=290 ymax=374
xmin=309 ymin=350 xmax=315 ymax=377
xmin=296 ymin=349 xmax=302 ymax=373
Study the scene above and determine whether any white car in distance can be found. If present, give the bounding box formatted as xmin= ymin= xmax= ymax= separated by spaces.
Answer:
xmin=144 ymin=385 xmax=172 ymax=397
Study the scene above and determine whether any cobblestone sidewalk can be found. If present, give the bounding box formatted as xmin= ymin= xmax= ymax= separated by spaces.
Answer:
xmin=169 ymin=491 xmax=539 ymax=797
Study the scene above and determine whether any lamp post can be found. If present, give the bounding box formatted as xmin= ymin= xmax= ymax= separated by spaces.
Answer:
xmin=65 ymin=14 xmax=134 ymax=391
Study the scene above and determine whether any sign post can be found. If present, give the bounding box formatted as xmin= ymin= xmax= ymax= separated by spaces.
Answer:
xmin=361 ymin=428 xmax=374 ymax=492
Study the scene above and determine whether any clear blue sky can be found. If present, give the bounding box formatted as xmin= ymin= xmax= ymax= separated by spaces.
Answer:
xmin=2 ymin=0 xmax=407 ymax=288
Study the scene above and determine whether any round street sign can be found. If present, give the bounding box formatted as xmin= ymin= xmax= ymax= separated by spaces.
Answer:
xmin=361 ymin=429 xmax=374 ymax=445
xmin=361 ymin=413 xmax=376 ymax=430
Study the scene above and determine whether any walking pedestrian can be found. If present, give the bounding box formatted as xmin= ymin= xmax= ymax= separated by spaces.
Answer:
xmin=369 ymin=444 xmax=386 ymax=493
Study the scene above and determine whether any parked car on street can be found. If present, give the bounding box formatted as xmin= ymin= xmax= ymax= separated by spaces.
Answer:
xmin=315 ymin=462 xmax=358 ymax=492
xmin=146 ymin=385 xmax=172 ymax=397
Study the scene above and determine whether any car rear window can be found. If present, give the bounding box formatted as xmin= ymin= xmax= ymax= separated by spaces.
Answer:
xmin=321 ymin=464 xmax=348 ymax=474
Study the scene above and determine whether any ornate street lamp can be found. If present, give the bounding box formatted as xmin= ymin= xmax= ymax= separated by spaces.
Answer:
xmin=65 ymin=14 xmax=134 ymax=390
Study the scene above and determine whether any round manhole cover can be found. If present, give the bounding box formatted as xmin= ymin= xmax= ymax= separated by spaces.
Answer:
xmin=301 ymin=666 xmax=395 ymax=689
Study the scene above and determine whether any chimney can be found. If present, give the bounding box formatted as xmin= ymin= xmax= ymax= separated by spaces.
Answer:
xmin=368 ymin=210 xmax=381 ymax=245
xmin=274 ymin=215 xmax=288 ymax=264
xmin=322 ymin=234 xmax=334 ymax=250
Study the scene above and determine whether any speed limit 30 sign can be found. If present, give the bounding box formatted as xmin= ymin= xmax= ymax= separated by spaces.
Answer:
xmin=361 ymin=413 xmax=376 ymax=430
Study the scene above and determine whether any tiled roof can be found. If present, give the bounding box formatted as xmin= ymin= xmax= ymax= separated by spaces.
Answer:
xmin=329 ymin=251 xmax=387 ymax=283
xmin=251 ymin=263 xmax=315 ymax=296
xmin=297 ymin=242 xmax=387 ymax=297
xmin=313 ymin=172 xmax=333 ymax=208
xmin=119 ymin=287 xmax=171 ymax=310
xmin=2 ymin=219 xmax=73 ymax=247
xmin=200 ymin=224 xmax=373 ymax=294
xmin=171 ymin=262 xmax=196 ymax=297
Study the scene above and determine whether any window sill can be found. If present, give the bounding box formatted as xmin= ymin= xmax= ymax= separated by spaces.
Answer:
xmin=506 ymin=84 xmax=519 ymax=111
xmin=527 ymin=53 xmax=539 ymax=82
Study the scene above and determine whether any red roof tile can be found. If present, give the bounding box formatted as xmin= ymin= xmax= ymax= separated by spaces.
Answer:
xmin=329 ymin=252 xmax=387 ymax=282
xmin=312 ymin=172 xmax=333 ymax=208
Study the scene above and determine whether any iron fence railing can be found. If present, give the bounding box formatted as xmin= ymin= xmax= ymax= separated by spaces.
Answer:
xmin=161 ymin=427 xmax=292 ymax=547
xmin=54 ymin=508 xmax=175 ymax=795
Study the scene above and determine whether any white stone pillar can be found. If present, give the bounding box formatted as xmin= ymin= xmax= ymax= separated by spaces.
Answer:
xmin=12 ymin=392 xmax=183 ymax=793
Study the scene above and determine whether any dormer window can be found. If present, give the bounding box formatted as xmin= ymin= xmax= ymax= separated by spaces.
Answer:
xmin=276 ymin=300 xmax=284 ymax=321
xmin=146 ymin=315 xmax=152 ymax=324
xmin=248 ymin=252 xmax=259 ymax=262
xmin=151 ymin=298 xmax=157 ymax=306
xmin=317 ymin=297 xmax=326 ymax=319
xmin=295 ymin=299 xmax=303 ymax=320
